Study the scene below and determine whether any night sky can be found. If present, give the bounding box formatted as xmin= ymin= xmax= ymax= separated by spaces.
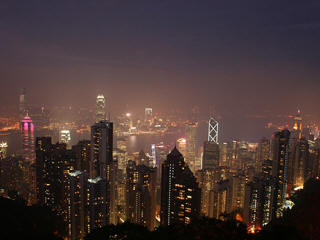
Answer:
xmin=1 ymin=1 xmax=320 ymax=140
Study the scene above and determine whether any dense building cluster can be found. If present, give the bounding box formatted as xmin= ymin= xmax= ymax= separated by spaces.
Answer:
xmin=0 ymin=91 xmax=320 ymax=240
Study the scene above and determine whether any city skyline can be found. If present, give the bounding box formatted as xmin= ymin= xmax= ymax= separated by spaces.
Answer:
xmin=0 ymin=2 xmax=320 ymax=239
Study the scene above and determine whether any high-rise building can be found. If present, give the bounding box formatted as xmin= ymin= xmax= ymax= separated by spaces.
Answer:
xmin=90 ymin=120 xmax=114 ymax=224
xmin=21 ymin=114 xmax=36 ymax=204
xmin=208 ymin=117 xmax=219 ymax=143
xmin=256 ymin=138 xmax=270 ymax=173
xmin=36 ymin=137 xmax=75 ymax=213
xmin=160 ymin=147 xmax=201 ymax=226
xmin=65 ymin=171 xmax=87 ymax=240
xmin=212 ymin=174 xmax=246 ymax=220
xmin=96 ymin=94 xmax=106 ymax=123
xmin=244 ymin=175 xmax=275 ymax=233
xmin=271 ymin=130 xmax=290 ymax=218
xmin=86 ymin=177 xmax=108 ymax=233
xmin=60 ymin=129 xmax=71 ymax=148
xmin=185 ymin=122 xmax=198 ymax=173
xmin=90 ymin=120 xmax=113 ymax=179
xmin=126 ymin=160 xmax=156 ymax=230
xmin=72 ymin=140 xmax=91 ymax=173
xmin=292 ymin=138 xmax=309 ymax=189
xmin=202 ymin=141 xmax=219 ymax=169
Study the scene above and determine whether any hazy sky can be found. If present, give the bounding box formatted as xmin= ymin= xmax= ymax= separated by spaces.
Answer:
xmin=1 ymin=1 xmax=320 ymax=139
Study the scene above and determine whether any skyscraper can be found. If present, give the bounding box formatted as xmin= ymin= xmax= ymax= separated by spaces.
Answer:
xmin=126 ymin=160 xmax=156 ymax=230
xmin=202 ymin=141 xmax=220 ymax=169
xmin=90 ymin=120 xmax=114 ymax=224
xmin=292 ymin=138 xmax=309 ymax=189
xmin=160 ymin=147 xmax=201 ymax=226
xmin=90 ymin=120 xmax=113 ymax=179
xmin=36 ymin=137 xmax=75 ymax=213
xmin=95 ymin=94 xmax=106 ymax=123
xmin=208 ymin=117 xmax=219 ymax=143
xmin=256 ymin=138 xmax=270 ymax=173
xmin=21 ymin=113 xmax=36 ymax=204
xmin=271 ymin=130 xmax=290 ymax=218
xmin=185 ymin=122 xmax=198 ymax=173
xmin=65 ymin=171 xmax=87 ymax=240
xmin=244 ymin=175 xmax=275 ymax=233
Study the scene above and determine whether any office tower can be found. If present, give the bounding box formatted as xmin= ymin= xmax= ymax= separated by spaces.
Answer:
xmin=0 ymin=142 xmax=8 ymax=159
xmin=208 ymin=117 xmax=219 ymax=143
xmin=145 ymin=108 xmax=153 ymax=125
xmin=126 ymin=160 xmax=156 ymax=230
xmin=292 ymin=138 xmax=309 ymax=189
xmin=90 ymin=120 xmax=113 ymax=179
xmin=244 ymin=175 xmax=275 ymax=233
xmin=271 ymin=130 xmax=290 ymax=218
xmin=256 ymin=138 xmax=270 ymax=173
xmin=90 ymin=120 xmax=114 ymax=224
xmin=21 ymin=114 xmax=36 ymax=204
xmin=113 ymin=148 xmax=127 ymax=173
xmin=293 ymin=110 xmax=302 ymax=139
xmin=65 ymin=171 xmax=87 ymax=240
xmin=202 ymin=141 xmax=219 ymax=169
xmin=60 ymin=129 xmax=71 ymax=148
xmin=185 ymin=122 xmax=198 ymax=173
xmin=160 ymin=147 xmax=201 ymax=226
xmin=36 ymin=137 xmax=75 ymax=213
xmin=196 ymin=169 xmax=215 ymax=218
xmin=96 ymin=94 xmax=106 ymax=123
xmin=86 ymin=177 xmax=108 ymax=232
xmin=72 ymin=140 xmax=91 ymax=173
xmin=19 ymin=88 xmax=27 ymax=121
xmin=212 ymin=174 xmax=245 ymax=219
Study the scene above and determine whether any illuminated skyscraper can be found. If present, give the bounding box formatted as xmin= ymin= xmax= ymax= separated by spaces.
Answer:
xmin=126 ymin=160 xmax=157 ymax=230
xmin=95 ymin=94 xmax=106 ymax=123
xmin=208 ymin=117 xmax=219 ymax=143
xmin=65 ymin=171 xmax=87 ymax=240
xmin=185 ymin=122 xmax=198 ymax=173
xmin=256 ymin=138 xmax=270 ymax=173
xmin=271 ymin=130 xmax=290 ymax=218
xmin=292 ymin=138 xmax=309 ymax=189
xmin=90 ymin=120 xmax=114 ymax=224
xmin=36 ymin=137 xmax=76 ymax=213
xmin=90 ymin=120 xmax=113 ymax=179
xmin=202 ymin=141 xmax=219 ymax=169
xmin=160 ymin=147 xmax=201 ymax=226
xmin=60 ymin=129 xmax=71 ymax=148
xmin=244 ymin=175 xmax=275 ymax=233
xmin=72 ymin=140 xmax=91 ymax=173
xmin=21 ymin=113 xmax=36 ymax=204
